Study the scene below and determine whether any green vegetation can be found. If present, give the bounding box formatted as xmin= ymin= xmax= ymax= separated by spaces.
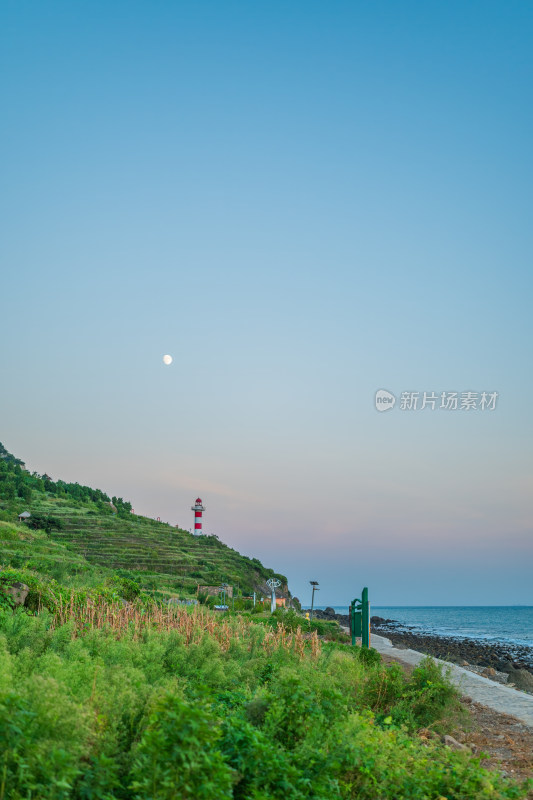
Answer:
xmin=0 ymin=605 xmax=529 ymax=799
xmin=0 ymin=442 xmax=287 ymax=600
xmin=1 ymin=441 xmax=530 ymax=798
xmin=256 ymin=607 xmax=350 ymax=643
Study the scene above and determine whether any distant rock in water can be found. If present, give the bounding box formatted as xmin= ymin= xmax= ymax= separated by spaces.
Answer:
xmin=371 ymin=616 xmax=397 ymax=626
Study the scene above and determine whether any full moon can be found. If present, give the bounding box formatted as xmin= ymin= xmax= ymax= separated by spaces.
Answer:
xmin=163 ymin=354 xmax=173 ymax=365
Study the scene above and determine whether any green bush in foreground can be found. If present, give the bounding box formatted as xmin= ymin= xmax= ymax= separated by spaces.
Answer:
xmin=258 ymin=607 xmax=349 ymax=642
xmin=130 ymin=693 xmax=233 ymax=800
xmin=0 ymin=608 xmax=529 ymax=800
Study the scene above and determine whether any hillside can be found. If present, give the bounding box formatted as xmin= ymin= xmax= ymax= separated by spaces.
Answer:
xmin=1 ymin=444 xmax=530 ymax=800
xmin=0 ymin=442 xmax=289 ymax=601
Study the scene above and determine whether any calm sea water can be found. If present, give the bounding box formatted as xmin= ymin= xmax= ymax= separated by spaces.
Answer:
xmin=316 ymin=606 xmax=533 ymax=648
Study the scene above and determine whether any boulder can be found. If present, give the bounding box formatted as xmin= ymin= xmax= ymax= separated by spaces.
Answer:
xmin=443 ymin=735 xmax=470 ymax=752
xmin=324 ymin=607 xmax=336 ymax=617
xmin=4 ymin=582 xmax=29 ymax=607
xmin=508 ymin=669 xmax=533 ymax=693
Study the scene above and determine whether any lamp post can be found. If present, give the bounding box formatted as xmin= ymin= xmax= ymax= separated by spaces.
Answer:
xmin=266 ymin=578 xmax=281 ymax=614
xmin=309 ymin=581 xmax=319 ymax=620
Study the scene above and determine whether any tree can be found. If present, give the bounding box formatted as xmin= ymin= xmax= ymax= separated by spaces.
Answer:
xmin=25 ymin=514 xmax=62 ymax=533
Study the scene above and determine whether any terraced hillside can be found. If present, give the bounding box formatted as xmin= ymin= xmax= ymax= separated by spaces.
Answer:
xmin=11 ymin=497 xmax=287 ymax=600
xmin=0 ymin=442 xmax=289 ymax=600
xmin=0 ymin=518 xmax=102 ymax=582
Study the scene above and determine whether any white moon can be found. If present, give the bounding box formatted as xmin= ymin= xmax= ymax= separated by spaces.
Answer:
xmin=163 ymin=354 xmax=173 ymax=365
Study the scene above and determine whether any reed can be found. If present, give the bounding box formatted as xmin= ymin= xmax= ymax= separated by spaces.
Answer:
xmin=51 ymin=595 xmax=321 ymax=658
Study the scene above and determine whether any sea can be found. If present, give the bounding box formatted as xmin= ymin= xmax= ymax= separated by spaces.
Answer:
xmin=315 ymin=606 xmax=533 ymax=649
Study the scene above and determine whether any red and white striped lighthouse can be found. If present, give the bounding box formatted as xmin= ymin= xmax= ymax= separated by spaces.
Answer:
xmin=191 ymin=497 xmax=205 ymax=535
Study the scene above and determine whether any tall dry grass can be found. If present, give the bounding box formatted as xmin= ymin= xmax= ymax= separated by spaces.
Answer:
xmin=50 ymin=595 xmax=321 ymax=658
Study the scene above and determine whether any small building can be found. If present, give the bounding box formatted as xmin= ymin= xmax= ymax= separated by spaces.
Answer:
xmin=197 ymin=584 xmax=234 ymax=599
xmin=18 ymin=511 xmax=31 ymax=521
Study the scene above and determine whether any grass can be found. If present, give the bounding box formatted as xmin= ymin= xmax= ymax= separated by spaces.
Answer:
xmin=0 ymin=499 xmax=288 ymax=604
xmin=2 ymin=495 xmax=287 ymax=600
xmin=1 ymin=445 xmax=531 ymax=798
xmin=0 ymin=441 xmax=288 ymax=602
xmin=0 ymin=601 xmax=530 ymax=800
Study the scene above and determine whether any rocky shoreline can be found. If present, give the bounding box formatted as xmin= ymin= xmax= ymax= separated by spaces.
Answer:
xmin=307 ymin=608 xmax=533 ymax=694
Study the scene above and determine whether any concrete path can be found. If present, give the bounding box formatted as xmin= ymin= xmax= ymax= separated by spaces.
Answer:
xmin=371 ymin=633 xmax=533 ymax=728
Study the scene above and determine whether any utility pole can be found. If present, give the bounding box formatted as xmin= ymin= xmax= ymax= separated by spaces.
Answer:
xmin=220 ymin=583 xmax=229 ymax=609
xmin=309 ymin=581 xmax=319 ymax=620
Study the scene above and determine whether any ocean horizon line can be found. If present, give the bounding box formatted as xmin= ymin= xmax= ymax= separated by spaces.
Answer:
xmin=310 ymin=604 xmax=533 ymax=609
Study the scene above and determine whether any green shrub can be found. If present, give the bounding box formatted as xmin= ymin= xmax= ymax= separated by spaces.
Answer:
xmin=220 ymin=716 xmax=305 ymax=800
xmin=129 ymin=692 xmax=234 ymax=800
xmin=303 ymin=711 xmax=527 ymax=800
xmin=233 ymin=597 xmax=253 ymax=611
xmin=258 ymin=667 xmax=348 ymax=751
xmin=25 ymin=513 xmax=63 ymax=533
xmin=258 ymin=609 xmax=348 ymax=642
xmin=113 ymin=577 xmax=142 ymax=602
xmin=72 ymin=753 xmax=121 ymax=800
xmin=0 ymin=599 xmax=528 ymax=799
xmin=354 ymin=645 xmax=381 ymax=668
xmin=388 ymin=656 xmax=463 ymax=731
xmin=0 ymin=678 xmax=89 ymax=799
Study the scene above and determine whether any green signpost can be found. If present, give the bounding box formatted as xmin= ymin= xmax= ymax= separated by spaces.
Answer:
xmin=349 ymin=586 xmax=370 ymax=648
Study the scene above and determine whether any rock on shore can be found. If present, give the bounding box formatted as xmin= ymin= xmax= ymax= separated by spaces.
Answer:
xmin=369 ymin=616 xmax=533 ymax=691
xmin=305 ymin=609 xmax=533 ymax=691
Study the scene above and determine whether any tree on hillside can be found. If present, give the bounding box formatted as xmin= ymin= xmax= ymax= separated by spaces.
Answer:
xmin=25 ymin=513 xmax=63 ymax=533
xmin=0 ymin=478 xmax=16 ymax=501
xmin=0 ymin=442 xmax=25 ymax=467
xmin=112 ymin=496 xmax=133 ymax=517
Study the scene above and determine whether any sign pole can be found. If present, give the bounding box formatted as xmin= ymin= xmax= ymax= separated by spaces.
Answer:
xmin=349 ymin=588 xmax=369 ymax=647
xmin=362 ymin=586 xmax=370 ymax=648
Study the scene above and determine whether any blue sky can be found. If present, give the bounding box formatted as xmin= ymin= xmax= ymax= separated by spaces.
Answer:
xmin=2 ymin=1 xmax=532 ymax=605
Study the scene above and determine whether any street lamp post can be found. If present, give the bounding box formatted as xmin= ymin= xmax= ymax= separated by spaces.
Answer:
xmin=266 ymin=578 xmax=281 ymax=614
xmin=309 ymin=581 xmax=319 ymax=620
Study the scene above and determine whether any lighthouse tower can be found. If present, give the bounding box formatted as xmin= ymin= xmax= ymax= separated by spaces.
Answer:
xmin=191 ymin=497 xmax=205 ymax=535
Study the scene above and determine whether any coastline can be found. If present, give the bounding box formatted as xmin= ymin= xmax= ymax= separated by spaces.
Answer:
xmin=307 ymin=608 xmax=533 ymax=693
xmin=370 ymin=631 xmax=533 ymax=783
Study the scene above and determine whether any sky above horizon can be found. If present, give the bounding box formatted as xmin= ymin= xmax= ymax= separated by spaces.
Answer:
xmin=2 ymin=1 xmax=532 ymax=605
